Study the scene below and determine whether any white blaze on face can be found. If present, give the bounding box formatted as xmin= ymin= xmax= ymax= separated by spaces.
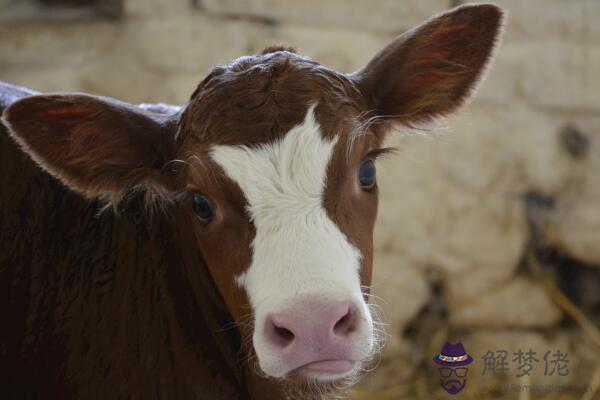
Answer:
xmin=211 ymin=106 xmax=373 ymax=377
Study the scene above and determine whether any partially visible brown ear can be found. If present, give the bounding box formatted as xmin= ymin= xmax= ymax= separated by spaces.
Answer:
xmin=2 ymin=94 xmax=179 ymax=204
xmin=350 ymin=3 xmax=505 ymax=126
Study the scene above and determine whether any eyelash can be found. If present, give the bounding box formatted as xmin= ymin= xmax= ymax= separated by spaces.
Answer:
xmin=364 ymin=147 xmax=398 ymax=161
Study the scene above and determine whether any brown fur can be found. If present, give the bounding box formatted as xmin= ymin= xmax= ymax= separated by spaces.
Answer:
xmin=0 ymin=82 xmax=253 ymax=400
xmin=0 ymin=4 xmax=504 ymax=399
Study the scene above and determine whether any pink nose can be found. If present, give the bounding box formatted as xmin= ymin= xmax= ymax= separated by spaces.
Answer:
xmin=264 ymin=300 xmax=359 ymax=374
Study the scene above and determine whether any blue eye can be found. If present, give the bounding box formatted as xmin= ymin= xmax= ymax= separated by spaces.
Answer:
xmin=358 ymin=159 xmax=376 ymax=190
xmin=192 ymin=194 xmax=214 ymax=221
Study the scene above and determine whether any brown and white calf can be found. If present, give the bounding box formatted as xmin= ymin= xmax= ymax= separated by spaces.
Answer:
xmin=0 ymin=4 xmax=504 ymax=399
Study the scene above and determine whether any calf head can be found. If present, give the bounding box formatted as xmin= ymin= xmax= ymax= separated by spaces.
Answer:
xmin=2 ymin=4 xmax=504 ymax=396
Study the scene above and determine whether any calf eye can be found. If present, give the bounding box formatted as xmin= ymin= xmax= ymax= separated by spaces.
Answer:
xmin=358 ymin=159 xmax=376 ymax=190
xmin=192 ymin=193 xmax=214 ymax=222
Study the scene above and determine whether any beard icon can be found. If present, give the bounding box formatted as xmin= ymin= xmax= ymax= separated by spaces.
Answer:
xmin=432 ymin=342 xmax=473 ymax=395
xmin=439 ymin=367 xmax=468 ymax=395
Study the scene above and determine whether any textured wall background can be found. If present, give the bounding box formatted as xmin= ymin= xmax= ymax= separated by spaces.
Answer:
xmin=1 ymin=0 xmax=599 ymax=398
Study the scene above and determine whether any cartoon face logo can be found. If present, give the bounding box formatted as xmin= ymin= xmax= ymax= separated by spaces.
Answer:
xmin=432 ymin=342 xmax=473 ymax=395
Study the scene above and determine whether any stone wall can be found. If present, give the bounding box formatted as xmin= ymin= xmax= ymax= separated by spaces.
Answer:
xmin=1 ymin=0 xmax=598 ymax=397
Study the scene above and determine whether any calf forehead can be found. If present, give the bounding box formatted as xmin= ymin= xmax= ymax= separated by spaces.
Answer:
xmin=210 ymin=107 xmax=362 ymax=303
xmin=180 ymin=51 xmax=365 ymax=148
xmin=210 ymin=106 xmax=333 ymax=218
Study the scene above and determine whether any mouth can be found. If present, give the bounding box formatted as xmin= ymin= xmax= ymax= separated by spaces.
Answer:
xmin=444 ymin=379 xmax=461 ymax=386
xmin=291 ymin=359 xmax=358 ymax=380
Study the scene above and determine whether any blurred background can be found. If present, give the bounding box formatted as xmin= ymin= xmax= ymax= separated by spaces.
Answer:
xmin=1 ymin=0 xmax=599 ymax=399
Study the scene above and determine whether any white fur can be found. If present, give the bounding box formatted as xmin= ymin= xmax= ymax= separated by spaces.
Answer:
xmin=211 ymin=106 xmax=373 ymax=378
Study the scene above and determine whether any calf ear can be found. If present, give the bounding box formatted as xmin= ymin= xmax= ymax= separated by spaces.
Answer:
xmin=350 ymin=4 xmax=505 ymax=126
xmin=2 ymin=94 xmax=178 ymax=204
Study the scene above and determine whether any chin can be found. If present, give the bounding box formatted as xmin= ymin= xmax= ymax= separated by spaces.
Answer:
xmin=293 ymin=360 xmax=360 ymax=380
xmin=274 ymin=361 xmax=365 ymax=400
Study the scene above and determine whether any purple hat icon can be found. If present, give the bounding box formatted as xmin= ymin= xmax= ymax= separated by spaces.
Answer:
xmin=433 ymin=342 xmax=473 ymax=367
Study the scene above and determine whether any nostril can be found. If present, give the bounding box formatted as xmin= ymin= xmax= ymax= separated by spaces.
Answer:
xmin=265 ymin=317 xmax=296 ymax=348
xmin=333 ymin=305 xmax=356 ymax=337
xmin=274 ymin=325 xmax=295 ymax=346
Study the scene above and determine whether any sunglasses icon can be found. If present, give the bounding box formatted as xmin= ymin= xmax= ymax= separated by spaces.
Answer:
xmin=438 ymin=367 xmax=468 ymax=378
